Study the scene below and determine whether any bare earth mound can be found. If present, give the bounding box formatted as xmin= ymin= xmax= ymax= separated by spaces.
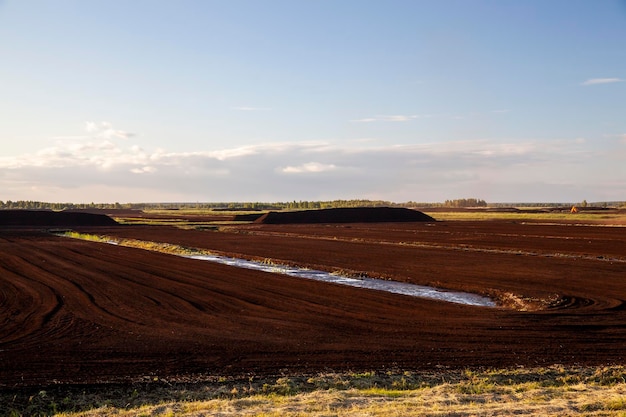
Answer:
xmin=64 ymin=208 xmax=264 ymax=223
xmin=255 ymin=207 xmax=435 ymax=224
xmin=0 ymin=210 xmax=118 ymax=227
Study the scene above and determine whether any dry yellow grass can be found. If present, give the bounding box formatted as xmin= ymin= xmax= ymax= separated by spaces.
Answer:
xmin=422 ymin=210 xmax=626 ymax=224
xmin=55 ymin=380 xmax=626 ymax=417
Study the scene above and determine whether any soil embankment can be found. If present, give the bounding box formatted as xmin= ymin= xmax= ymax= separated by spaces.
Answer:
xmin=0 ymin=210 xmax=118 ymax=227
xmin=255 ymin=207 xmax=435 ymax=224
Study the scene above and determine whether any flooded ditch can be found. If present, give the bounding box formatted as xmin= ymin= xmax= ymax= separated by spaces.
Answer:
xmin=58 ymin=232 xmax=496 ymax=307
xmin=185 ymin=253 xmax=495 ymax=307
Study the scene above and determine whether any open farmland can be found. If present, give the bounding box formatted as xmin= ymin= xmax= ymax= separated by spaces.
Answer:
xmin=1 ymin=209 xmax=626 ymax=393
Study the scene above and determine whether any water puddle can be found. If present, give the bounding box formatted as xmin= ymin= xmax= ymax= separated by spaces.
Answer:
xmin=186 ymin=253 xmax=496 ymax=307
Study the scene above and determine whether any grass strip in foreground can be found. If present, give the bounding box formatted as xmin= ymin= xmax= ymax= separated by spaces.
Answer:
xmin=3 ymin=367 xmax=626 ymax=416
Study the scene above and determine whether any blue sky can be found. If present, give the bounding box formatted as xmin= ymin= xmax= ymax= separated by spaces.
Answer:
xmin=1 ymin=0 xmax=625 ymax=203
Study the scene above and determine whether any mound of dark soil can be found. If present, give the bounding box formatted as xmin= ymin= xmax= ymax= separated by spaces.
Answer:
xmin=64 ymin=208 xmax=145 ymax=217
xmin=233 ymin=213 xmax=265 ymax=222
xmin=255 ymin=207 xmax=435 ymax=224
xmin=0 ymin=210 xmax=118 ymax=227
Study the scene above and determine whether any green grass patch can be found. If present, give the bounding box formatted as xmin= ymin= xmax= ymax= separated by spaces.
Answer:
xmin=55 ymin=232 xmax=213 ymax=258
xmin=60 ymin=231 xmax=111 ymax=243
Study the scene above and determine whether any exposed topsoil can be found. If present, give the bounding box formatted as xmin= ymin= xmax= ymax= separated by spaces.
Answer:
xmin=0 ymin=210 xmax=118 ymax=227
xmin=64 ymin=208 xmax=263 ymax=222
xmin=1 ymin=211 xmax=626 ymax=388
xmin=255 ymin=207 xmax=435 ymax=224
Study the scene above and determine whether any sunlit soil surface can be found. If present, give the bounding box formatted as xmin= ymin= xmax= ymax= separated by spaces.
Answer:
xmin=1 ymin=215 xmax=626 ymax=387
xmin=63 ymin=231 xmax=496 ymax=306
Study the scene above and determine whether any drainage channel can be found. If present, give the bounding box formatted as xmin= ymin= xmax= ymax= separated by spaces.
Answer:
xmin=186 ymin=254 xmax=496 ymax=307
xmin=59 ymin=232 xmax=496 ymax=308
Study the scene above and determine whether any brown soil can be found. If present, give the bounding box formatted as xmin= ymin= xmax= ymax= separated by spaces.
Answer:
xmin=1 ymin=212 xmax=626 ymax=387
xmin=0 ymin=210 xmax=118 ymax=227
xmin=255 ymin=207 xmax=435 ymax=224
xmin=63 ymin=208 xmax=263 ymax=222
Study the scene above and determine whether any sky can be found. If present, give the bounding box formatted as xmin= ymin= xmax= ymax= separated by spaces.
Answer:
xmin=1 ymin=0 xmax=625 ymax=204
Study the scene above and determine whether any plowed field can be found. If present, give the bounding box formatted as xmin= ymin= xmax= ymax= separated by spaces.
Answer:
xmin=1 ymin=219 xmax=626 ymax=387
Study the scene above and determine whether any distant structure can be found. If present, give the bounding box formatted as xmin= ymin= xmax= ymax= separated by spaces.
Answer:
xmin=571 ymin=206 xmax=578 ymax=213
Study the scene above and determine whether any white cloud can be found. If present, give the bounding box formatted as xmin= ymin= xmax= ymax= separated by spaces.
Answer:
xmin=206 ymin=145 xmax=261 ymax=161
xmin=281 ymin=162 xmax=337 ymax=174
xmin=350 ymin=117 xmax=378 ymax=123
xmin=85 ymin=121 xmax=99 ymax=133
xmin=0 ymin=131 xmax=621 ymax=203
xmin=130 ymin=166 xmax=156 ymax=174
xmin=581 ymin=78 xmax=624 ymax=86
xmin=84 ymin=121 xmax=136 ymax=139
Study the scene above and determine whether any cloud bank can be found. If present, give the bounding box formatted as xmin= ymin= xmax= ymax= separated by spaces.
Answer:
xmin=581 ymin=78 xmax=624 ymax=86
xmin=1 ymin=123 xmax=624 ymax=203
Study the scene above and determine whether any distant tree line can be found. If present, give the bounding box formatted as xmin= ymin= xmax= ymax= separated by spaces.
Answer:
xmin=0 ymin=199 xmax=466 ymax=210
xmin=2 ymin=199 xmax=624 ymax=211
xmin=0 ymin=199 xmax=399 ymax=210
xmin=442 ymin=198 xmax=487 ymax=208
xmin=0 ymin=200 xmax=132 ymax=210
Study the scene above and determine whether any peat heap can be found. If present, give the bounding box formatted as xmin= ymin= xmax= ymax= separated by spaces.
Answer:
xmin=255 ymin=207 xmax=435 ymax=224
xmin=64 ymin=208 xmax=144 ymax=217
xmin=0 ymin=210 xmax=118 ymax=227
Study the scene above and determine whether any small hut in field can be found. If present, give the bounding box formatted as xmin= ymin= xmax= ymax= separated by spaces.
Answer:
xmin=570 ymin=206 xmax=578 ymax=213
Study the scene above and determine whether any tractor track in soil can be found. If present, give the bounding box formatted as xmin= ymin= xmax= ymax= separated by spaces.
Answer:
xmin=1 ymin=217 xmax=626 ymax=387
